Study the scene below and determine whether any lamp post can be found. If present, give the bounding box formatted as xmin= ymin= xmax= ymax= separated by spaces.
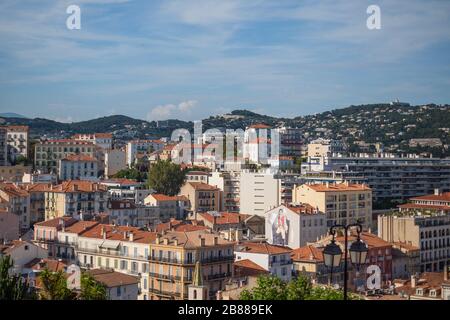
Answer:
xmin=323 ymin=223 xmax=368 ymax=300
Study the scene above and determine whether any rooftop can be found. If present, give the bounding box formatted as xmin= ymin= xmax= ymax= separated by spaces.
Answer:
xmin=87 ymin=269 xmax=139 ymax=288
xmin=236 ymin=241 xmax=292 ymax=255
xmin=305 ymin=182 xmax=371 ymax=192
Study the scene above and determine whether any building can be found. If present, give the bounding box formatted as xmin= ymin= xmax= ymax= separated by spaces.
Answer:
xmin=72 ymin=133 xmax=113 ymax=150
xmin=293 ymin=182 xmax=372 ymax=229
xmin=144 ymin=194 xmax=190 ymax=221
xmin=0 ymin=183 xmax=31 ymax=230
xmin=87 ymin=269 xmax=140 ymax=300
xmin=75 ymin=223 xmax=157 ymax=300
xmin=148 ymin=229 xmax=235 ymax=300
xmin=186 ymin=171 xmax=210 ymax=184
xmin=307 ymin=139 xmax=344 ymax=158
xmin=303 ymin=153 xmax=450 ymax=204
xmin=378 ymin=212 xmax=450 ymax=272
xmin=20 ymin=183 xmax=52 ymax=224
xmin=44 ymin=180 xmax=107 ymax=220
xmin=34 ymin=139 xmax=97 ymax=174
xmin=0 ymin=127 xmax=7 ymax=166
xmin=0 ymin=240 xmax=47 ymax=275
xmin=277 ymin=126 xmax=303 ymax=158
xmin=391 ymin=242 xmax=421 ymax=280
xmin=0 ymin=208 xmax=20 ymax=242
xmin=5 ymin=125 xmax=29 ymax=164
xmin=394 ymin=271 xmax=450 ymax=300
xmin=265 ymin=204 xmax=327 ymax=248
xmin=104 ymin=149 xmax=127 ymax=178
xmin=209 ymin=171 xmax=241 ymax=212
xmin=0 ymin=165 xmax=32 ymax=183
xmin=179 ymin=182 xmax=220 ymax=213
xmin=291 ymin=244 xmax=345 ymax=286
xmin=239 ymin=171 xmax=281 ymax=217
xmin=398 ymin=189 xmax=450 ymax=214
xmin=101 ymin=178 xmax=152 ymax=204
xmin=59 ymin=154 xmax=99 ymax=181
xmin=126 ymin=140 xmax=165 ymax=167
xmin=235 ymin=242 xmax=293 ymax=282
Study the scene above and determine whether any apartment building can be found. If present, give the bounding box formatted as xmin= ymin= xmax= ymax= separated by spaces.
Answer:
xmin=5 ymin=125 xmax=29 ymax=163
xmin=0 ymin=208 xmax=20 ymax=242
xmin=0 ymin=164 xmax=32 ymax=183
xmin=265 ymin=204 xmax=327 ymax=248
xmin=59 ymin=154 xmax=99 ymax=181
xmin=277 ymin=126 xmax=303 ymax=158
xmin=378 ymin=213 xmax=450 ymax=272
xmin=44 ymin=180 xmax=107 ymax=220
xmin=148 ymin=229 xmax=235 ymax=300
xmin=104 ymin=149 xmax=127 ymax=178
xmin=179 ymin=182 xmax=220 ymax=213
xmin=293 ymin=182 xmax=372 ymax=229
xmin=75 ymin=223 xmax=157 ymax=300
xmin=144 ymin=194 xmax=190 ymax=221
xmin=72 ymin=133 xmax=113 ymax=150
xmin=186 ymin=171 xmax=210 ymax=183
xmin=303 ymin=153 xmax=450 ymax=204
xmin=126 ymin=140 xmax=165 ymax=166
xmin=87 ymin=269 xmax=140 ymax=300
xmin=239 ymin=171 xmax=281 ymax=217
xmin=34 ymin=139 xmax=97 ymax=173
xmin=20 ymin=183 xmax=52 ymax=224
xmin=101 ymin=178 xmax=152 ymax=204
xmin=307 ymin=139 xmax=345 ymax=157
xmin=0 ymin=183 xmax=31 ymax=230
xmin=0 ymin=127 xmax=7 ymax=166
xmin=209 ymin=171 xmax=241 ymax=212
xmin=398 ymin=189 xmax=450 ymax=214
xmin=235 ymin=241 xmax=293 ymax=282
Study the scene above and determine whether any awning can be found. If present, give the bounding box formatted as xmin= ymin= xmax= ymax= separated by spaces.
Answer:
xmin=98 ymin=241 xmax=120 ymax=250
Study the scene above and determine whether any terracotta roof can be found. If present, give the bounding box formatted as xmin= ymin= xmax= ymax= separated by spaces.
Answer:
xmin=79 ymin=224 xmax=157 ymax=244
xmin=63 ymin=220 xmax=100 ymax=234
xmin=39 ymin=139 xmax=94 ymax=145
xmin=155 ymin=220 xmax=207 ymax=233
xmin=199 ymin=212 xmax=246 ymax=225
xmin=286 ymin=204 xmax=320 ymax=215
xmin=248 ymin=123 xmax=271 ymax=129
xmin=335 ymin=232 xmax=392 ymax=249
xmin=25 ymin=258 xmax=68 ymax=272
xmin=20 ymin=183 xmax=53 ymax=193
xmin=93 ymin=133 xmax=112 ymax=139
xmin=149 ymin=194 xmax=184 ymax=202
xmin=234 ymin=259 xmax=269 ymax=277
xmin=392 ymin=242 xmax=420 ymax=252
xmin=186 ymin=182 xmax=219 ymax=191
xmin=305 ymin=182 xmax=371 ymax=192
xmin=62 ymin=154 xmax=98 ymax=162
xmin=410 ymin=192 xmax=450 ymax=202
xmin=152 ymin=230 xmax=234 ymax=248
xmin=6 ymin=125 xmax=29 ymax=132
xmin=291 ymin=245 xmax=324 ymax=263
xmin=0 ymin=183 xmax=29 ymax=197
xmin=236 ymin=242 xmax=292 ymax=255
xmin=395 ymin=272 xmax=447 ymax=297
xmin=87 ymin=269 xmax=139 ymax=288
xmin=50 ymin=180 xmax=107 ymax=193
xmin=35 ymin=216 xmax=77 ymax=229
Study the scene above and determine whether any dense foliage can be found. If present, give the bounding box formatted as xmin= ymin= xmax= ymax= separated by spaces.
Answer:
xmin=0 ymin=256 xmax=32 ymax=300
xmin=147 ymin=160 xmax=186 ymax=196
xmin=80 ymin=273 xmax=107 ymax=300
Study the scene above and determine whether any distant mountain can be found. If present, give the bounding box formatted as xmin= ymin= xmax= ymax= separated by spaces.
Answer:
xmin=0 ymin=112 xmax=27 ymax=118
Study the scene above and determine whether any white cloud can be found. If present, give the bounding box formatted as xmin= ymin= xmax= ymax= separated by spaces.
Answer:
xmin=147 ymin=100 xmax=198 ymax=121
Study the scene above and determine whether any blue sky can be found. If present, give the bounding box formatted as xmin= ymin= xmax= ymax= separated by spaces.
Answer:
xmin=0 ymin=0 xmax=449 ymax=122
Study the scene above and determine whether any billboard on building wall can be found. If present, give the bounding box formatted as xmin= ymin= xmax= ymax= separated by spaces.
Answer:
xmin=269 ymin=207 xmax=289 ymax=246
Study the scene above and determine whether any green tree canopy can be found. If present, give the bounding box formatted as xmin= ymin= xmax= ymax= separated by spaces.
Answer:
xmin=0 ymin=255 xmax=32 ymax=300
xmin=147 ymin=160 xmax=186 ymax=196
xmin=38 ymin=269 xmax=76 ymax=300
xmin=80 ymin=273 xmax=107 ymax=300
xmin=114 ymin=167 xmax=145 ymax=182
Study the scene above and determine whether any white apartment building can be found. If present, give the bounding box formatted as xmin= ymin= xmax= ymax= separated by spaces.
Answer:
xmin=5 ymin=125 xmax=29 ymax=164
xmin=126 ymin=140 xmax=165 ymax=166
xmin=0 ymin=183 xmax=31 ymax=230
xmin=73 ymin=133 xmax=113 ymax=150
xmin=58 ymin=154 xmax=99 ymax=181
xmin=239 ymin=171 xmax=281 ymax=216
xmin=265 ymin=204 xmax=327 ymax=248
xmin=209 ymin=171 xmax=241 ymax=212
xmin=34 ymin=139 xmax=97 ymax=174
xmin=293 ymin=182 xmax=373 ymax=229
xmin=235 ymin=242 xmax=293 ymax=282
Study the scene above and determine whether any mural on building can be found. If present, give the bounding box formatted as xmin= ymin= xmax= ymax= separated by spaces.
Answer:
xmin=270 ymin=207 xmax=289 ymax=246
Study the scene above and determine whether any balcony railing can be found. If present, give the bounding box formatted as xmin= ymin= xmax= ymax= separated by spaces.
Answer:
xmin=206 ymin=272 xmax=232 ymax=280
xmin=148 ymin=288 xmax=182 ymax=298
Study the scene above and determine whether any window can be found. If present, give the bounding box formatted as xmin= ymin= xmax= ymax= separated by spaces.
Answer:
xmin=117 ymin=286 xmax=122 ymax=297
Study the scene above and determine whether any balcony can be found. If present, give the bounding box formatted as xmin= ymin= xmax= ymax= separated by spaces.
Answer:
xmin=148 ymin=256 xmax=194 ymax=265
xmin=148 ymin=272 xmax=185 ymax=282
xmin=148 ymin=288 xmax=182 ymax=299
xmin=206 ymin=272 xmax=232 ymax=280
xmin=200 ymin=256 xmax=234 ymax=264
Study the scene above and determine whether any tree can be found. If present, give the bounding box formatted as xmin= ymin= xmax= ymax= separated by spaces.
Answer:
xmin=240 ymin=275 xmax=287 ymax=300
xmin=147 ymin=160 xmax=186 ymax=196
xmin=286 ymin=274 xmax=312 ymax=300
xmin=0 ymin=256 xmax=32 ymax=300
xmin=80 ymin=273 xmax=107 ymax=300
xmin=114 ymin=167 xmax=144 ymax=182
xmin=39 ymin=269 xmax=76 ymax=300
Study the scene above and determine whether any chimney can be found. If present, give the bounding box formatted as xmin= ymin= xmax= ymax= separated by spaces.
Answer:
xmin=326 ymin=182 xmax=329 ymax=188
xmin=174 ymin=239 xmax=178 ymax=246
xmin=101 ymin=226 xmax=106 ymax=239
xmin=411 ymin=275 xmax=417 ymax=288
xmin=73 ymin=184 xmax=78 ymax=192
xmin=163 ymin=238 xmax=169 ymax=245
xmin=155 ymin=234 xmax=161 ymax=244
xmin=213 ymin=216 xmax=217 ymax=225
xmin=434 ymin=188 xmax=441 ymax=196
xmin=123 ymin=231 xmax=127 ymax=240
xmin=129 ymin=232 xmax=134 ymax=242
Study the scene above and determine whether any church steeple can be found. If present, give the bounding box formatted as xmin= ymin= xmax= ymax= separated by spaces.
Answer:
xmin=188 ymin=261 xmax=208 ymax=300
xmin=193 ymin=261 xmax=203 ymax=286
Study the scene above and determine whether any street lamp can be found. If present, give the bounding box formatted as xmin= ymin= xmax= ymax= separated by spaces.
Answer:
xmin=323 ymin=223 xmax=368 ymax=300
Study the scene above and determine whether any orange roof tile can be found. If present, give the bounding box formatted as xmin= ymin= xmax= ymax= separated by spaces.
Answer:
xmin=306 ymin=182 xmax=371 ymax=192
xmin=291 ymin=245 xmax=324 ymax=263
xmin=234 ymin=259 xmax=269 ymax=277
xmin=80 ymin=224 xmax=157 ymax=244
xmin=237 ymin=242 xmax=292 ymax=255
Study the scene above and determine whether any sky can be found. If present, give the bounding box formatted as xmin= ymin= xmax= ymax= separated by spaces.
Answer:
xmin=0 ymin=0 xmax=449 ymax=122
